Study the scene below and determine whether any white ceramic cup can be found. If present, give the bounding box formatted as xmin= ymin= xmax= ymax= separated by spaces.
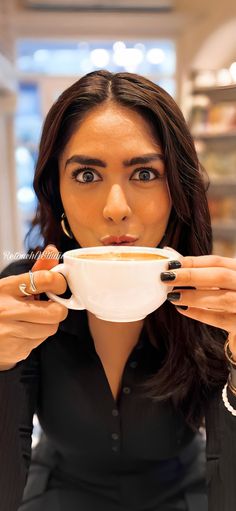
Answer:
xmin=46 ymin=246 xmax=180 ymax=322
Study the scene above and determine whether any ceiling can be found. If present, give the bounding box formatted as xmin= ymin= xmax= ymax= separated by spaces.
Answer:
xmin=0 ymin=0 xmax=236 ymax=73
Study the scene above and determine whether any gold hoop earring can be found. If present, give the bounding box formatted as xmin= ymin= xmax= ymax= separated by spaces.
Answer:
xmin=61 ymin=213 xmax=73 ymax=239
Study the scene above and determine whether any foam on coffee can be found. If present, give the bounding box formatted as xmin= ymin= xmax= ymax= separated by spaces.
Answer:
xmin=72 ymin=252 xmax=167 ymax=261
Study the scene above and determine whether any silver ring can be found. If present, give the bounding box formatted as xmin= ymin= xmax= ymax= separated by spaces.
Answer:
xmin=18 ymin=283 xmax=33 ymax=296
xmin=19 ymin=270 xmax=38 ymax=297
xmin=29 ymin=270 xmax=37 ymax=292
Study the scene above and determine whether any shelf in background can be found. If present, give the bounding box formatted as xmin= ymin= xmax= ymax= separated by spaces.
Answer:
xmin=212 ymin=221 xmax=236 ymax=240
xmin=213 ymin=239 xmax=236 ymax=258
xmin=193 ymin=130 xmax=236 ymax=140
xmin=208 ymin=181 xmax=236 ymax=195
xmin=192 ymin=84 xmax=236 ymax=96
xmin=189 ymin=76 xmax=236 ymax=258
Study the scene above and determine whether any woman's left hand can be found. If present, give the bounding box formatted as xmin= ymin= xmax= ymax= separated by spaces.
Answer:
xmin=162 ymin=255 xmax=236 ymax=358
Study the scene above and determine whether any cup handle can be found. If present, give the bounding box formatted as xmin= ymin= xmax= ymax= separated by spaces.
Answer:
xmin=45 ymin=263 xmax=85 ymax=310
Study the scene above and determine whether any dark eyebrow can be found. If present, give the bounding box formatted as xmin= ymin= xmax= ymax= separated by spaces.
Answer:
xmin=65 ymin=155 xmax=106 ymax=168
xmin=65 ymin=153 xmax=164 ymax=169
xmin=123 ymin=154 xmax=164 ymax=166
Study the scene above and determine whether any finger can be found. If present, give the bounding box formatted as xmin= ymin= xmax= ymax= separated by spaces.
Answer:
xmin=163 ymin=246 xmax=183 ymax=270
xmin=0 ymin=268 xmax=67 ymax=298
xmin=181 ymin=254 xmax=236 ymax=271
xmin=0 ymin=244 xmax=65 ymax=298
xmin=11 ymin=321 xmax=60 ymax=339
xmin=161 ymin=267 xmax=236 ymax=291
xmin=167 ymin=289 xmax=236 ymax=313
xmin=175 ymin=306 xmax=236 ymax=332
xmin=21 ymin=337 xmax=55 ymax=351
xmin=228 ymin=332 xmax=236 ymax=359
xmin=31 ymin=245 xmax=61 ymax=271
xmin=0 ymin=300 xmax=68 ymax=323
xmin=32 ymin=245 xmax=62 ymax=300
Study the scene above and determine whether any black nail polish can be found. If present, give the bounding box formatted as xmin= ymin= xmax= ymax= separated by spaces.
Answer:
xmin=174 ymin=286 xmax=195 ymax=290
xmin=167 ymin=292 xmax=181 ymax=301
xmin=168 ymin=260 xmax=182 ymax=270
xmin=160 ymin=271 xmax=176 ymax=282
xmin=175 ymin=305 xmax=188 ymax=310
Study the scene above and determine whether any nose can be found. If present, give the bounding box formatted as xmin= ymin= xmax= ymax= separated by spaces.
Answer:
xmin=103 ymin=184 xmax=132 ymax=223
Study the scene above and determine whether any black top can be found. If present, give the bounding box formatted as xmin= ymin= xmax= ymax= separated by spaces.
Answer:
xmin=0 ymin=261 xmax=236 ymax=511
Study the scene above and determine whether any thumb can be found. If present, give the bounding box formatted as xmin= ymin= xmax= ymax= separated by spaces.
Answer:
xmin=31 ymin=245 xmax=61 ymax=271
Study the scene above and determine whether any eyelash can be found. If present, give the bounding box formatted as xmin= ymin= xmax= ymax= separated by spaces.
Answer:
xmin=71 ymin=166 xmax=163 ymax=184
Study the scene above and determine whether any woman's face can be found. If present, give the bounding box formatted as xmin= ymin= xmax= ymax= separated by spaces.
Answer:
xmin=59 ymin=103 xmax=172 ymax=248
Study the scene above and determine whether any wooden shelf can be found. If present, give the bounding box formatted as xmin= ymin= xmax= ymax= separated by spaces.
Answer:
xmin=209 ymin=180 xmax=236 ymax=187
xmin=189 ymin=78 xmax=236 ymax=256
xmin=208 ymin=181 xmax=236 ymax=195
xmin=212 ymin=221 xmax=236 ymax=240
xmin=193 ymin=130 xmax=236 ymax=140
xmin=192 ymin=84 xmax=236 ymax=95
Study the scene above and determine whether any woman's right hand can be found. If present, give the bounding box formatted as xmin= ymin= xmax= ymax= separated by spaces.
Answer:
xmin=0 ymin=245 xmax=68 ymax=370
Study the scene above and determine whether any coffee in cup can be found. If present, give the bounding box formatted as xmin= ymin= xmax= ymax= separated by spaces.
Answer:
xmin=71 ymin=252 xmax=167 ymax=261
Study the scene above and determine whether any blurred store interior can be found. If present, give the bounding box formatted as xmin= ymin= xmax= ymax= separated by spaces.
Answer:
xmin=1 ymin=0 xmax=236 ymax=271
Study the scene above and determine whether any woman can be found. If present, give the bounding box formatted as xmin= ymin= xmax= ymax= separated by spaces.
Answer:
xmin=0 ymin=70 xmax=236 ymax=511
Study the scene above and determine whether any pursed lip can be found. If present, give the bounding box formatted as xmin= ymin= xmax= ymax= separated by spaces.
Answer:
xmin=100 ymin=235 xmax=139 ymax=246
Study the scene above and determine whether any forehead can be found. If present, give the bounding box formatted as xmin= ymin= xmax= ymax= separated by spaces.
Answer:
xmin=62 ymin=103 xmax=161 ymax=155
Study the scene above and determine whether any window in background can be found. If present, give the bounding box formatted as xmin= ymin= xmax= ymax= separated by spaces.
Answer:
xmin=15 ymin=82 xmax=42 ymax=249
xmin=15 ymin=39 xmax=176 ymax=251
xmin=17 ymin=40 xmax=176 ymax=94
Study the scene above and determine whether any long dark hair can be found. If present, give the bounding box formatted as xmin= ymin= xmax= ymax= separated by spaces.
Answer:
xmin=27 ymin=70 xmax=228 ymax=429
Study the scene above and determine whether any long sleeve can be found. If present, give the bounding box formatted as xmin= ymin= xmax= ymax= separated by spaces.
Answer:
xmin=205 ymin=387 xmax=236 ymax=511
xmin=0 ymin=260 xmax=40 ymax=511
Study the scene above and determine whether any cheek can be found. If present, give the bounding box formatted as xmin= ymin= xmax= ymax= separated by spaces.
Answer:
xmin=68 ymin=203 xmax=94 ymax=227
xmin=60 ymin=180 xmax=91 ymax=225
xmin=64 ymin=194 xmax=99 ymax=228
xmin=140 ymin=195 xmax=171 ymax=226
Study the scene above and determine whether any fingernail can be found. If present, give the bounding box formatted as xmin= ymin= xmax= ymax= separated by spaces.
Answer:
xmin=175 ymin=305 xmax=188 ymax=311
xmin=168 ymin=260 xmax=182 ymax=270
xmin=167 ymin=291 xmax=181 ymax=301
xmin=160 ymin=271 xmax=176 ymax=282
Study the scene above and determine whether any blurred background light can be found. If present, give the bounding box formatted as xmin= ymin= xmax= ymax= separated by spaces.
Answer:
xmin=113 ymin=47 xmax=144 ymax=69
xmin=216 ymin=68 xmax=232 ymax=85
xmin=17 ymin=186 xmax=36 ymax=204
xmin=229 ymin=61 xmax=236 ymax=80
xmin=113 ymin=41 xmax=126 ymax=52
xmin=16 ymin=39 xmax=175 ymax=76
xmin=90 ymin=48 xmax=110 ymax=67
xmin=146 ymin=48 xmax=165 ymax=64
xmin=15 ymin=146 xmax=32 ymax=165
xmin=33 ymin=49 xmax=50 ymax=63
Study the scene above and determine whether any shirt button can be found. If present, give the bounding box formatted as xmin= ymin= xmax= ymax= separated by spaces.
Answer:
xmin=111 ymin=432 xmax=119 ymax=440
xmin=123 ymin=386 xmax=131 ymax=394
xmin=112 ymin=409 xmax=119 ymax=417
xmin=112 ymin=445 xmax=119 ymax=452
xmin=130 ymin=361 xmax=138 ymax=369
